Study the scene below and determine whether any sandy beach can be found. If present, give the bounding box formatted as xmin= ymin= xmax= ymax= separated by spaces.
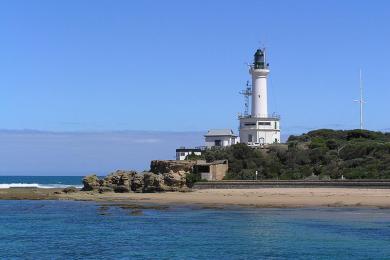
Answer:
xmin=1 ymin=187 xmax=390 ymax=208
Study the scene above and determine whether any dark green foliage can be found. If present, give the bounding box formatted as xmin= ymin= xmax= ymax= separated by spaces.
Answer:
xmin=185 ymin=172 xmax=202 ymax=187
xmin=202 ymin=129 xmax=390 ymax=180
xmin=185 ymin=152 xmax=204 ymax=161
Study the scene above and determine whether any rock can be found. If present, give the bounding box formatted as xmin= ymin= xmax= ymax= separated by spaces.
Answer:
xmin=102 ymin=170 xmax=136 ymax=192
xmin=81 ymin=167 xmax=191 ymax=194
xmin=98 ymin=186 xmax=114 ymax=193
xmin=150 ymin=160 xmax=196 ymax=174
xmin=143 ymin=172 xmax=164 ymax=193
xmin=131 ymin=174 xmax=144 ymax=193
xmin=82 ymin=174 xmax=101 ymax=191
xmin=114 ymin=185 xmax=130 ymax=193
xmin=129 ymin=209 xmax=144 ymax=216
xmin=163 ymin=170 xmax=187 ymax=187
xmin=62 ymin=186 xmax=78 ymax=193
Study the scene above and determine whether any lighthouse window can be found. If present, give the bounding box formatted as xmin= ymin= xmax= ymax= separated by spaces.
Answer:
xmin=274 ymin=122 xmax=278 ymax=129
xmin=258 ymin=122 xmax=271 ymax=126
xmin=245 ymin=123 xmax=256 ymax=126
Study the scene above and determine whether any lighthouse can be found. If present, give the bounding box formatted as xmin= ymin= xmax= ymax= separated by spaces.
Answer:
xmin=239 ymin=48 xmax=281 ymax=146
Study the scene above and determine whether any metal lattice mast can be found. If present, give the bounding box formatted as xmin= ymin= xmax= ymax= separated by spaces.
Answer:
xmin=239 ymin=81 xmax=252 ymax=116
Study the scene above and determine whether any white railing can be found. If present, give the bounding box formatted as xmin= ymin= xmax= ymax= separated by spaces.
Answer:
xmin=238 ymin=113 xmax=280 ymax=120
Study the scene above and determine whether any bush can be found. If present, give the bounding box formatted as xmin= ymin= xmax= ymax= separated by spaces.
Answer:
xmin=185 ymin=172 xmax=202 ymax=187
xmin=198 ymin=129 xmax=390 ymax=181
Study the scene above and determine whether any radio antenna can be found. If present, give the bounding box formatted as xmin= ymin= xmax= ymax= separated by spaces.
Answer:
xmin=239 ymin=81 xmax=252 ymax=116
xmin=354 ymin=69 xmax=365 ymax=130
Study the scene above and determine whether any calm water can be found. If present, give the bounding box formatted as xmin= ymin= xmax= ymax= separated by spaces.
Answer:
xmin=0 ymin=200 xmax=390 ymax=259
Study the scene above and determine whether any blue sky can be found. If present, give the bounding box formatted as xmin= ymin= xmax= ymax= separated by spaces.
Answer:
xmin=0 ymin=1 xmax=389 ymax=174
xmin=0 ymin=130 xmax=203 ymax=175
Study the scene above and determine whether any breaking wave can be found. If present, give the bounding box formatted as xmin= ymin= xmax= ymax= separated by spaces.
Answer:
xmin=0 ymin=183 xmax=83 ymax=189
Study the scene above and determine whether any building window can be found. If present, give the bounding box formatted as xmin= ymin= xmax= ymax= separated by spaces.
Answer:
xmin=274 ymin=138 xmax=278 ymax=143
xmin=180 ymin=152 xmax=185 ymax=156
xmin=274 ymin=122 xmax=278 ymax=129
xmin=215 ymin=140 xmax=221 ymax=146
xmin=245 ymin=123 xmax=256 ymax=126
xmin=248 ymin=134 xmax=253 ymax=142
xmin=258 ymin=122 xmax=271 ymax=126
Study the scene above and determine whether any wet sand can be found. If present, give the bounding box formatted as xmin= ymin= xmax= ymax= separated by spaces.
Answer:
xmin=1 ymin=187 xmax=390 ymax=208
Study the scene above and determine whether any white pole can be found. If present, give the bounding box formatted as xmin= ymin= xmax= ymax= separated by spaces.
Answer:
xmin=354 ymin=69 xmax=364 ymax=130
xmin=359 ymin=69 xmax=363 ymax=130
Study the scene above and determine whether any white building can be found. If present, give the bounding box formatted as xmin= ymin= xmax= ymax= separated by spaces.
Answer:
xmin=175 ymin=148 xmax=202 ymax=160
xmin=204 ymin=129 xmax=237 ymax=148
xmin=239 ymin=49 xmax=281 ymax=146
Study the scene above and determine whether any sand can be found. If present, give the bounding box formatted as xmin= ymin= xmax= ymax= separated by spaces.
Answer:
xmin=1 ymin=187 xmax=390 ymax=208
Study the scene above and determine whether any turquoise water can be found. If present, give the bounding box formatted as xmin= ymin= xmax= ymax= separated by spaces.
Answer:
xmin=0 ymin=200 xmax=390 ymax=259
xmin=0 ymin=176 xmax=85 ymax=188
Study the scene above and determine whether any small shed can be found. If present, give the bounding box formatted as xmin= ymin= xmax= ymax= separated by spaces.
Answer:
xmin=194 ymin=160 xmax=228 ymax=181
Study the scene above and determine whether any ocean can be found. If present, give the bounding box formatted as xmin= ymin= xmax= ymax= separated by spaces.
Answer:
xmin=0 ymin=176 xmax=85 ymax=189
xmin=1 ymin=177 xmax=390 ymax=259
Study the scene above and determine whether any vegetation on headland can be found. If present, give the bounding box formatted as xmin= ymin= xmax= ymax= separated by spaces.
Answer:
xmin=190 ymin=129 xmax=390 ymax=180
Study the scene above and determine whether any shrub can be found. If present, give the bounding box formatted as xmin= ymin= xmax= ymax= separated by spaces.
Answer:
xmin=197 ymin=129 xmax=390 ymax=181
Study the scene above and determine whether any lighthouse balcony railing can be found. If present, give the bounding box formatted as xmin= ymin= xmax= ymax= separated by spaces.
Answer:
xmin=238 ymin=113 xmax=280 ymax=120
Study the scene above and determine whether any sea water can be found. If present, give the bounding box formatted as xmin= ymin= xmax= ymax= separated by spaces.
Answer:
xmin=0 ymin=200 xmax=390 ymax=259
xmin=0 ymin=176 xmax=85 ymax=189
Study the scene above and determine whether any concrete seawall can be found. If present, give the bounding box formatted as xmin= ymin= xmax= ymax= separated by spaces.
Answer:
xmin=193 ymin=180 xmax=390 ymax=189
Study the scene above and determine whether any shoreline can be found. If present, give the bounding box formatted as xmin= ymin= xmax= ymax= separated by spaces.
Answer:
xmin=1 ymin=187 xmax=390 ymax=209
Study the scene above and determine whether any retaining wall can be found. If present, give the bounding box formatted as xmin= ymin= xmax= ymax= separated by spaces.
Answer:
xmin=193 ymin=180 xmax=390 ymax=189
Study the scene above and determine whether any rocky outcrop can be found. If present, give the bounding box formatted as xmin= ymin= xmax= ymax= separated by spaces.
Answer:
xmin=164 ymin=170 xmax=186 ymax=187
xmin=101 ymin=170 xmax=136 ymax=192
xmin=131 ymin=174 xmax=144 ymax=193
xmin=143 ymin=172 xmax=164 ymax=193
xmin=150 ymin=160 xmax=196 ymax=174
xmin=82 ymin=169 xmax=191 ymax=193
xmin=114 ymin=185 xmax=131 ymax=193
xmin=82 ymin=175 xmax=101 ymax=191
xmin=98 ymin=186 xmax=114 ymax=193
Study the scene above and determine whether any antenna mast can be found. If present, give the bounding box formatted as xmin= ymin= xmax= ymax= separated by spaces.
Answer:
xmin=239 ymin=81 xmax=252 ymax=116
xmin=354 ymin=69 xmax=365 ymax=130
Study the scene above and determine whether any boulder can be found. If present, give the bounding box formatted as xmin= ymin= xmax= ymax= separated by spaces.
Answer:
xmin=143 ymin=172 xmax=164 ymax=193
xmin=102 ymin=170 xmax=137 ymax=192
xmin=103 ymin=170 xmax=135 ymax=186
xmin=163 ymin=170 xmax=187 ymax=188
xmin=62 ymin=186 xmax=78 ymax=193
xmin=82 ymin=174 xmax=101 ymax=191
xmin=114 ymin=185 xmax=131 ymax=193
xmin=98 ymin=186 xmax=114 ymax=193
xmin=131 ymin=174 xmax=144 ymax=193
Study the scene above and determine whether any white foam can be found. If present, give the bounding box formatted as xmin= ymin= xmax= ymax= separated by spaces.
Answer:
xmin=0 ymin=183 xmax=82 ymax=189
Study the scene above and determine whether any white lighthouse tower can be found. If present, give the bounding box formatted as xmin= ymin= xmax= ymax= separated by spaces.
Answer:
xmin=239 ymin=48 xmax=281 ymax=146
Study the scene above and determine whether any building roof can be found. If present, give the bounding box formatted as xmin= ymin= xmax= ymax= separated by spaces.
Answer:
xmin=176 ymin=148 xmax=202 ymax=152
xmin=204 ymin=129 xmax=237 ymax=137
xmin=196 ymin=159 xmax=228 ymax=166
